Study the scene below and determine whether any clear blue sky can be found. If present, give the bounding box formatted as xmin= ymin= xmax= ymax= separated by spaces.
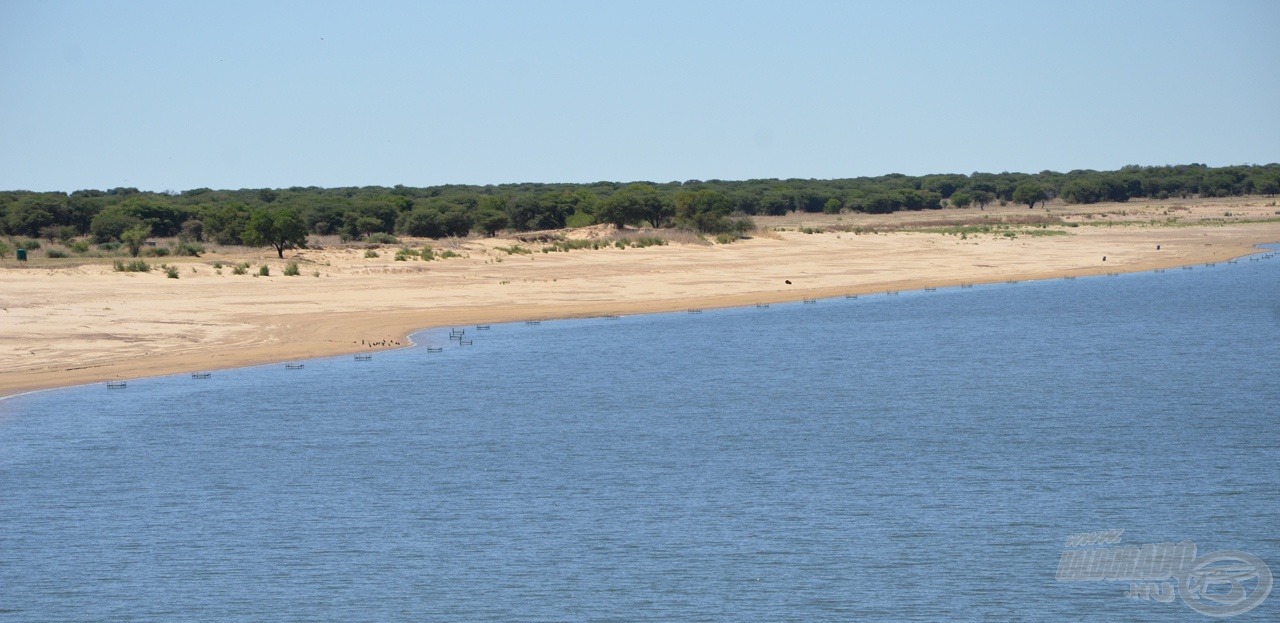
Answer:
xmin=2 ymin=0 xmax=1277 ymax=192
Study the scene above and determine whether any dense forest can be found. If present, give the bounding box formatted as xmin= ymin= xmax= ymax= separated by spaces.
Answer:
xmin=2 ymin=164 xmax=1278 ymax=249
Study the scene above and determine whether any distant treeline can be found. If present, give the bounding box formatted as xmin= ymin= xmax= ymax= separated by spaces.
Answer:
xmin=2 ymin=163 xmax=1278 ymax=244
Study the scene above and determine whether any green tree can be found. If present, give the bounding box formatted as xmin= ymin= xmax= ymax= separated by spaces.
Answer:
xmin=598 ymin=184 xmax=668 ymax=229
xmin=398 ymin=201 xmax=473 ymax=238
xmin=5 ymin=196 xmax=60 ymax=237
xmin=115 ymin=197 xmax=190 ymax=237
xmin=67 ymin=195 xmax=105 ymax=234
xmin=120 ymin=224 xmax=151 ymax=257
xmin=1254 ymin=175 xmax=1280 ymax=197
xmin=949 ymin=191 xmax=973 ymax=209
xmin=863 ymin=192 xmax=898 ymax=214
xmin=90 ymin=207 xmax=143 ymax=243
xmin=1013 ymin=182 xmax=1047 ymax=209
xmin=398 ymin=207 xmax=444 ymax=238
xmin=761 ymin=190 xmax=792 ymax=215
xmin=243 ymin=208 xmax=307 ymax=258
xmin=439 ymin=205 xmax=473 ymax=237
xmin=354 ymin=216 xmax=384 ymax=238
xmin=474 ymin=208 xmax=508 ymax=236
xmin=200 ymin=203 xmax=251 ymax=245
xmin=674 ymin=189 xmax=734 ymax=233
xmin=921 ymin=175 xmax=964 ymax=198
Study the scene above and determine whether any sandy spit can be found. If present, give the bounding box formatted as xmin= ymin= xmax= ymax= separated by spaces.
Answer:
xmin=2 ymin=198 xmax=1278 ymax=397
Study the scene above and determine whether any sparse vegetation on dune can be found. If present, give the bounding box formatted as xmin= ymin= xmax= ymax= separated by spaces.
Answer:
xmin=541 ymin=239 xmax=596 ymax=253
xmin=113 ymin=259 xmax=150 ymax=272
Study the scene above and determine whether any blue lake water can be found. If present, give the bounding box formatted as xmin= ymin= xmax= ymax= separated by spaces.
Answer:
xmin=2 ymin=248 xmax=1278 ymax=621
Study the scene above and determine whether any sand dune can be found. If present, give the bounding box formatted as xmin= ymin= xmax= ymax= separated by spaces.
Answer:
xmin=2 ymin=197 xmax=1278 ymax=397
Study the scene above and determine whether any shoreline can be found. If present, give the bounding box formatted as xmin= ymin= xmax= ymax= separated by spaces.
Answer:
xmin=3 ymin=234 xmax=1275 ymax=401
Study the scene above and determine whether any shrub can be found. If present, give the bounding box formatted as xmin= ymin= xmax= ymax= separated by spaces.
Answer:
xmin=46 ymin=248 xmax=69 ymax=258
xmin=364 ymin=249 xmax=379 ymax=258
xmin=421 ymin=246 xmax=435 ymax=260
xmin=179 ymin=219 xmax=204 ymax=242
xmin=212 ymin=261 xmax=223 ymax=269
xmin=143 ymin=246 xmax=170 ymax=257
xmin=232 ymin=263 xmax=248 ymax=275
xmin=0 ymin=241 xmax=10 ymax=257
xmin=113 ymin=259 xmax=151 ymax=272
xmin=715 ymin=233 xmax=736 ymax=244
xmin=283 ymin=261 xmax=300 ymax=276
xmin=164 ymin=265 xmax=180 ymax=279
xmin=90 ymin=208 xmax=142 ymax=243
xmin=365 ymin=232 xmax=399 ymax=244
xmin=173 ymin=242 xmax=205 ymax=257
xmin=40 ymin=225 xmax=77 ymax=243
xmin=69 ymin=240 xmax=90 ymax=253
xmin=495 ymin=245 xmax=531 ymax=255
xmin=631 ymin=236 xmax=666 ymax=248
xmin=120 ymin=225 xmax=151 ymax=257
xmin=258 ymin=264 xmax=270 ymax=276
xmin=19 ymin=239 xmax=41 ymax=250
xmin=565 ymin=211 xmax=594 ymax=228
xmin=98 ymin=241 xmax=121 ymax=252
xmin=439 ymin=250 xmax=460 ymax=259
xmin=542 ymin=239 xmax=595 ymax=252
xmin=614 ymin=236 xmax=667 ymax=249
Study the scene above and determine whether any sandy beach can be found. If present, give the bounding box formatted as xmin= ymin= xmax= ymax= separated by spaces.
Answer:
xmin=2 ymin=196 xmax=1278 ymax=397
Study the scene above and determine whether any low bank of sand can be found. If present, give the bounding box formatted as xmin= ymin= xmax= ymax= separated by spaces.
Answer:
xmin=2 ymin=197 xmax=1278 ymax=397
